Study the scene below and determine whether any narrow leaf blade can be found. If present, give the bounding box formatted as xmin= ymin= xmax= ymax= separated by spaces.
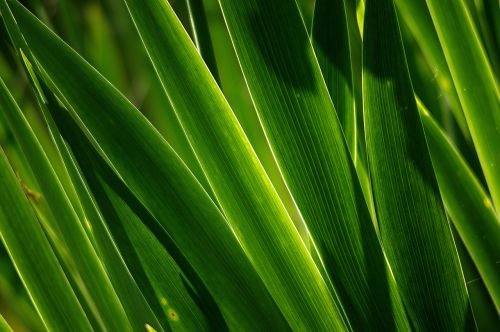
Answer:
xmin=419 ymin=101 xmax=500 ymax=312
xmin=123 ymin=0 xmax=346 ymax=329
xmin=363 ymin=0 xmax=472 ymax=329
xmin=0 ymin=145 xmax=92 ymax=332
xmin=7 ymin=3 xmax=289 ymax=330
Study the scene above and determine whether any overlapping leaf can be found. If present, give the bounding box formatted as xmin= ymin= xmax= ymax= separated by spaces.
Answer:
xmin=217 ymin=0 xmax=407 ymax=329
xmin=394 ymin=0 xmax=468 ymax=137
xmin=0 ymin=143 xmax=91 ymax=332
xmin=363 ymin=0 xmax=471 ymax=329
xmin=424 ymin=0 xmax=500 ymax=211
xmin=6 ymin=2 xmax=289 ymax=330
xmin=419 ymin=101 xmax=500 ymax=311
xmin=123 ymin=0 xmax=346 ymax=329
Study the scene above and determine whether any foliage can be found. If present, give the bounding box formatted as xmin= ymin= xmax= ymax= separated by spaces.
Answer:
xmin=0 ymin=0 xmax=498 ymax=330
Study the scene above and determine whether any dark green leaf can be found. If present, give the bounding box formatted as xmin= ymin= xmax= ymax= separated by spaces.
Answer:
xmin=419 ymin=101 xmax=500 ymax=312
xmin=363 ymin=0 xmax=472 ymax=329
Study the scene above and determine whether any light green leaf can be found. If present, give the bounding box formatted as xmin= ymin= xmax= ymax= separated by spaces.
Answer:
xmin=0 ymin=145 xmax=92 ymax=332
xmin=419 ymin=100 xmax=500 ymax=312
xmin=363 ymin=0 xmax=472 ymax=329
xmin=123 ymin=0 xmax=346 ymax=329
xmin=424 ymin=0 xmax=500 ymax=211
xmin=7 ymin=2 xmax=289 ymax=330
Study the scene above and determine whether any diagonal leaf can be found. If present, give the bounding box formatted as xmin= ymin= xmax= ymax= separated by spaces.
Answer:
xmin=0 ymin=145 xmax=92 ymax=332
xmin=0 ymin=65 xmax=130 ymax=330
xmin=0 ymin=314 xmax=12 ymax=332
xmin=454 ymin=230 xmax=500 ymax=330
xmin=52 ymin=103 xmax=216 ymax=331
xmin=37 ymin=82 xmax=165 ymax=331
xmin=312 ymin=0 xmax=357 ymax=156
xmin=418 ymin=100 xmax=500 ymax=312
xmin=394 ymin=0 xmax=469 ymax=138
xmin=363 ymin=0 xmax=472 ymax=329
xmin=311 ymin=0 xmax=376 ymax=221
xmin=100 ymin=180 xmax=213 ymax=332
xmin=216 ymin=0 xmax=408 ymax=329
xmin=122 ymin=0 xmax=347 ymax=330
xmin=424 ymin=0 xmax=500 ymax=212
xmin=185 ymin=0 xmax=219 ymax=83
xmin=6 ymin=2 xmax=289 ymax=330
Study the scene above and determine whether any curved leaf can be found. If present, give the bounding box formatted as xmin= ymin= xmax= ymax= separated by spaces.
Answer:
xmin=394 ymin=0 xmax=469 ymax=138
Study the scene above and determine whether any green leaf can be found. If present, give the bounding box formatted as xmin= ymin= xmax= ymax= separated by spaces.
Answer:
xmin=394 ymin=0 xmax=469 ymax=138
xmin=312 ymin=0 xmax=357 ymax=156
xmin=424 ymin=0 xmax=500 ymax=212
xmin=123 ymin=0 xmax=347 ymax=329
xmin=100 ymin=180 xmax=213 ymax=332
xmin=0 ymin=313 xmax=13 ymax=332
xmin=39 ymin=84 xmax=165 ymax=332
xmin=0 ymin=70 xmax=130 ymax=331
xmin=0 ymin=145 xmax=92 ymax=332
xmin=454 ymin=232 xmax=500 ymax=331
xmin=217 ymin=0 xmax=407 ymax=329
xmin=311 ymin=0 xmax=377 ymax=221
xmin=51 ymin=104 xmax=214 ymax=331
xmin=185 ymin=0 xmax=219 ymax=83
xmin=363 ymin=0 xmax=472 ymax=329
xmin=418 ymin=100 xmax=500 ymax=312
xmin=7 ymin=2 xmax=289 ymax=330
xmin=0 ymin=3 xmax=133 ymax=330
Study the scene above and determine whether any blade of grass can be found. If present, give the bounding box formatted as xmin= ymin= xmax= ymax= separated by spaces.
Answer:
xmin=185 ymin=0 xmax=219 ymax=83
xmin=0 ymin=146 xmax=92 ymax=332
xmin=0 ymin=69 xmax=131 ymax=331
xmin=122 ymin=0 xmax=348 ymax=329
xmin=394 ymin=0 xmax=469 ymax=139
xmin=363 ymin=0 xmax=472 ymax=329
xmin=217 ymin=0 xmax=409 ymax=329
xmin=52 ymin=100 xmax=217 ymax=331
xmin=454 ymin=231 xmax=500 ymax=330
xmin=0 ymin=313 xmax=13 ymax=332
xmin=424 ymin=0 xmax=500 ymax=212
xmin=311 ymin=0 xmax=376 ymax=221
xmin=7 ymin=2 xmax=290 ymax=330
xmin=465 ymin=0 xmax=500 ymax=76
xmin=35 ymin=80 xmax=165 ymax=331
xmin=0 ymin=3 xmax=136 ymax=330
xmin=312 ymin=0 xmax=357 ymax=157
xmin=418 ymin=100 xmax=500 ymax=312
xmin=101 ymin=180 xmax=213 ymax=331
